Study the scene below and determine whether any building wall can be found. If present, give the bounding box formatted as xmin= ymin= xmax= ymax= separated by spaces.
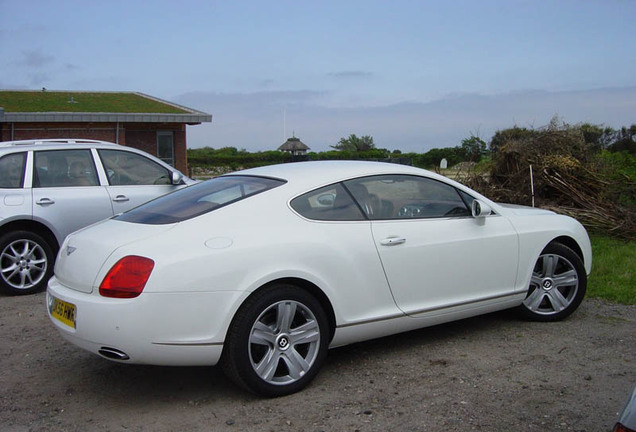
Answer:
xmin=125 ymin=124 xmax=187 ymax=173
xmin=0 ymin=122 xmax=188 ymax=173
xmin=0 ymin=122 xmax=122 ymax=143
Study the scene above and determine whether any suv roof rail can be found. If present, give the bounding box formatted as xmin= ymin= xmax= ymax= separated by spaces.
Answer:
xmin=0 ymin=138 xmax=116 ymax=147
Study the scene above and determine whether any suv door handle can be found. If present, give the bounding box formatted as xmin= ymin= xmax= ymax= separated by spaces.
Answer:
xmin=113 ymin=195 xmax=130 ymax=202
xmin=36 ymin=198 xmax=55 ymax=206
xmin=380 ymin=237 xmax=406 ymax=246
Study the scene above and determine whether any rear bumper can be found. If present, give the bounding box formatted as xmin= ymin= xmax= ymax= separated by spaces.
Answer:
xmin=47 ymin=276 xmax=246 ymax=366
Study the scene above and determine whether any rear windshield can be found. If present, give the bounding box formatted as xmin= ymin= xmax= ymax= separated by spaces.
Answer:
xmin=116 ymin=175 xmax=285 ymax=224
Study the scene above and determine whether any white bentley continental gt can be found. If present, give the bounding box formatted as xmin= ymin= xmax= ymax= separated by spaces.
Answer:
xmin=47 ymin=161 xmax=591 ymax=397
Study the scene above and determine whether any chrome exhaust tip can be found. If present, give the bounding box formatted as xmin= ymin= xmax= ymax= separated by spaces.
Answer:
xmin=98 ymin=347 xmax=130 ymax=361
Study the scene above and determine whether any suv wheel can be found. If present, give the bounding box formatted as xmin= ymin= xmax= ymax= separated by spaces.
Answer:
xmin=0 ymin=231 xmax=55 ymax=295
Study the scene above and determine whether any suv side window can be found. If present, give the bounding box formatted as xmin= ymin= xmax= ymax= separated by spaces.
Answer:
xmin=0 ymin=152 xmax=26 ymax=188
xmin=98 ymin=149 xmax=172 ymax=185
xmin=34 ymin=150 xmax=99 ymax=187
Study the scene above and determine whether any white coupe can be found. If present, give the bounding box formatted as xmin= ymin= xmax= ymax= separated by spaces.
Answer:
xmin=47 ymin=161 xmax=591 ymax=397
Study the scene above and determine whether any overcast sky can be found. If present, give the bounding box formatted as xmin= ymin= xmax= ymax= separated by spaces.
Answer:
xmin=1 ymin=0 xmax=634 ymax=152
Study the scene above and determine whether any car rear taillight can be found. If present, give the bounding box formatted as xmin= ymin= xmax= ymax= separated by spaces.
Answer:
xmin=614 ymin=423 xmax=636 ymax=432
xmin=99 ymin=256 xmax=154 ymax=298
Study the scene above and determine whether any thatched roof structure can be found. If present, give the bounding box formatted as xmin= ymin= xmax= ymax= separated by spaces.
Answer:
xmin=278 ymin=136 xmax=310 ymax=155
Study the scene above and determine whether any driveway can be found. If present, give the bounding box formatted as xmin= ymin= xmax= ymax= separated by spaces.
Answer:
xmin=1 ymin=293 xmax=634 ymax=431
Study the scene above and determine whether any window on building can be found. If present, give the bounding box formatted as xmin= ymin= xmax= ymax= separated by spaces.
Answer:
xmin=157 ymin=131 xmax=175 ymax=167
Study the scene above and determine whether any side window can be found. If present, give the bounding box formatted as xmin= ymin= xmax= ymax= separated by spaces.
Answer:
xmin=198 ymin=177 xmax=275 ymax=206
xmin=98 ymin=149 xmax=171 ymax=186
xmin=0 ymin=152 xmax=26 ymax=189
xmin=458 ymin=190 xmax=476 ymax=209
xmin=34 ymin=150 xmax=99 ymax=188
xmin=290 ymin=183 xmax=365 ymax=221
xmin=116 ymin=176 xmax=285 ymax=224
xmin=343 ymin=175 xmax=471 ymax=220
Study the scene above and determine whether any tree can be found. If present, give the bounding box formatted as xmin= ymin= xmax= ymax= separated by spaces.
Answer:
xmin=579 ymin=123 xmax=616 ymax=150
xmin=489 ymin=126 xmax=535 ymax=153
xmin=460 ymin=135 xmax=488 ymax=162
xmin=331 ymin=134 xmax=375 ymax=151
xmin=609 ymin=124 xmax=636 ymax=154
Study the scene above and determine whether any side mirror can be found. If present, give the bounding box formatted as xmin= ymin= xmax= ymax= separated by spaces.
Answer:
xmin=471 ymin=199 xmax=492 ymax=218
xmin=170 ymin=171 xmax=183 ymax=185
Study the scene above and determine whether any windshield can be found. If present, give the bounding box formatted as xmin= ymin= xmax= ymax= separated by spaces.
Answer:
xmin=116 ymin=175 xmax=285 ymax=224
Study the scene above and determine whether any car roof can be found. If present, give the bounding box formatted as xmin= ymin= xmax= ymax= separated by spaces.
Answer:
xmin=231 ymin=160 xmax=447 ymax=193
xmin=0 ymin=139 xmax=124 ymax=151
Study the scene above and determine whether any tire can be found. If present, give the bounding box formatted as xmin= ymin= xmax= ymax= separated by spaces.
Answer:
xmin=0 ymin=230 xmax=55 ymax=295
xmin=518 ymin=242 xmax=587 ymax=322
xmin=221 ymin=284 xmax=330 ymax=397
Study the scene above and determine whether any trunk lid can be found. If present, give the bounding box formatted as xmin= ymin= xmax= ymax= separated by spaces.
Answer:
xmin=54 ymin=219 xmax=175 ymax=293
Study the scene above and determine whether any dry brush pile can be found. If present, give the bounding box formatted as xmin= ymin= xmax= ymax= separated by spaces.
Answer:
xmin=460 ymin=124 xmax=636 ymax=239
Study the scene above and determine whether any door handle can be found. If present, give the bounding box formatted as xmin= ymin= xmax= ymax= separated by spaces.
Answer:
xmin=113 ymin=195 xmax=130 ymax=203
xmin=36 ymin=198 xmax=55 ymax=206
xmin=380 ymin=237 xmax=406 ymax=246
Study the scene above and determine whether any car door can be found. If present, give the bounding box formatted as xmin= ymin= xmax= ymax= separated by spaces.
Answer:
xmin=31 ymin=149 xmax=115 ymax=242
xmin=343 ymin=174 xmax=519 ymax=317
xmin=0 ymin=151 xmax=31 ymax=221
xmin=289 ymin=182 xmax=403 ymax=324
xmin=97 ymin=149 xmax=182 ymax=214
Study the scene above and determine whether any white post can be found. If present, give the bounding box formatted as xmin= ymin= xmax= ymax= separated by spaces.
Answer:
xmin=530 ymin=164 xmax=535 ymax=207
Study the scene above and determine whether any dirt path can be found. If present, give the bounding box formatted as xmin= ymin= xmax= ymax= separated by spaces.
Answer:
xmin=1 ymin=292 xmax=634 ymax=431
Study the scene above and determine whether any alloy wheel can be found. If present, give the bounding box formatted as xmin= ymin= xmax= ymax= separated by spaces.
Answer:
xmin=1 ymin=239 xmax=48 ymax=290
xmin=248 ymin=300 xmax=321 ymax=386
xmin=523 ymin=253 xmax=579 ymax=316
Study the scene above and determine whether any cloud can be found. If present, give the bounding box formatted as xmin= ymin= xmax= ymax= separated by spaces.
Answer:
xmin=328 ymin=71 xmax=374 ymax=79
xmin=175 ymin=87 xmax=636 ymax=153
xmin=175 ymin=90 xmax=328 ymax=111
xmin=257 ymin=79 xmax=276 ymax=88
xmin=63 ymin=63 xmax=81 ymax=72
xmin=16 ymin=50 xmax=55 ymax=68
xmin=4 ymin=50 xmax=59 ymax=87
xmin=28 ymin=72 xmax=50 ymax=86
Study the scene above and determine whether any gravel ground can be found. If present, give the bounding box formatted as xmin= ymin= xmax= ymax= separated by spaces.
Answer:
xmin=1 ymin=292 xmax=634 ymax=432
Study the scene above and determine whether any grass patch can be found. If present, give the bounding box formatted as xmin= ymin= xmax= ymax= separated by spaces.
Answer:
xmin=0 ymin=91 xmax=189 ymax=113
xmin=587 ymin=235 xmax=636 ymax=304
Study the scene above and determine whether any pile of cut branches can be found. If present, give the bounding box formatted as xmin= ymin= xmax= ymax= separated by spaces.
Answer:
xmin=461 ymin=125 xmax=636 ymax=239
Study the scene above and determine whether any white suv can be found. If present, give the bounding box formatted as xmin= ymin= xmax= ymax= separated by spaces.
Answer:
xmin=0 ymin=139 xmax=195 ymax=295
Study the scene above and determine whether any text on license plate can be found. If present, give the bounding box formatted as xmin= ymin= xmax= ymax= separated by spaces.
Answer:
xmin=51 ymin=297 xmax=76 ymax=329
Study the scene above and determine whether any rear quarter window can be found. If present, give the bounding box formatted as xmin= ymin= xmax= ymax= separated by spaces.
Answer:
xmin=0 ymin=152 xmax=26 ymax=188
xmin=116 ymin=175 xmax=285 ymax=224
xmin=290 ymin=183 xmax=365 ymax=221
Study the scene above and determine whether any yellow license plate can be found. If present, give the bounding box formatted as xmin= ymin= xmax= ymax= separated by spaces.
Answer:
xmin=51 ymin=297 xmax=76 ymax=329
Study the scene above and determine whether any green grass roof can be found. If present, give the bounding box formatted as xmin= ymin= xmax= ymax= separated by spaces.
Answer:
xmin=0 ymin=91 xmax=190 ymax=114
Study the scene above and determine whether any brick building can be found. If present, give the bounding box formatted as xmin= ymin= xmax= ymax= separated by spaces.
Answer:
xmin=0 ymin=90 xmax=211 ymax=173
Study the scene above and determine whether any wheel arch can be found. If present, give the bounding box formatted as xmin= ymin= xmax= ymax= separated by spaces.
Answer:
xmin=519 ymin=238 xmax=588 ymax=321
xmin=242 ymin=277 xmax=337 ymax=342
xmin=0 ymin=220 xmax=60 ymax=255
xmin=548 ymin=235 xmax=584 ymax=265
